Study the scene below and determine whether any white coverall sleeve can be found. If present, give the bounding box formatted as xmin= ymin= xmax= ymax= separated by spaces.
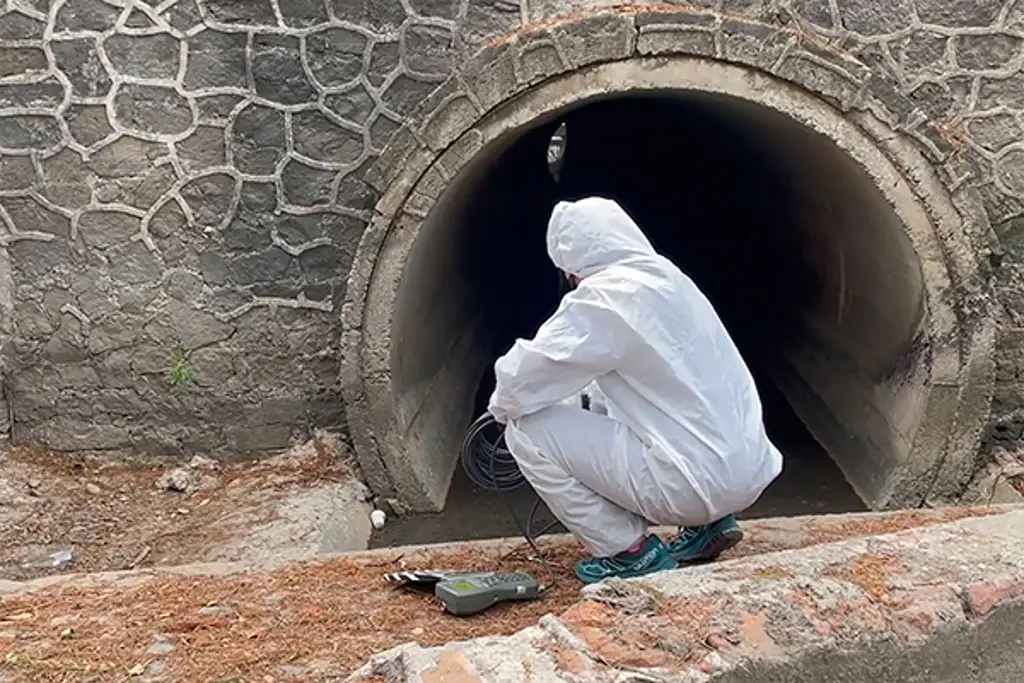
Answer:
xmin=487 ymin=295 xmax=633 ymax=424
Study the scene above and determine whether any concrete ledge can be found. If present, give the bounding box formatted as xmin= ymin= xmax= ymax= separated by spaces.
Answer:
xmin=347 ymin=507 xmax=1024 ymax=682
xmin=0 ymin=505 xmax=1009 ymax=597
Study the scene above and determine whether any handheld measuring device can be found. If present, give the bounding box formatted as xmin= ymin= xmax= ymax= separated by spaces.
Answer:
xmin=384 ymin=570 xmax=542 ymax=617
xmin=435 ymin=571 xmax=541 ymax=616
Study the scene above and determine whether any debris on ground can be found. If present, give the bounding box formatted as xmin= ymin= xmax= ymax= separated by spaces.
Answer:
xmin=992 ymin=446 xmax=1024 ymax=491
xmin=44 ymin=549 xmax=75 ymax=571
xmin=960 ymin=445 xmax=1024 ymax=504
xmin=0 ymin=506 xmax=1003 ymax=682
xmin=155 ymin=467 xmax=193 ymax=492
xmin=0 ymin=432 xmax=370 ymax=582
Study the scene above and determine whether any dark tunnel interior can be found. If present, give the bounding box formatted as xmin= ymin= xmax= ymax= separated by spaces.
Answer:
xmin=371 ymin=91 xmax=919 ymax=545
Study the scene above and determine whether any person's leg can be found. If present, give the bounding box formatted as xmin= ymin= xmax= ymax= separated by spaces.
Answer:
xmin=504 ymin=404 xmax=677 ymax=584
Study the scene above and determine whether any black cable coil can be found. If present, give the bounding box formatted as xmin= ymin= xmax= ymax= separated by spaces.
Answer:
xmin=459 ymin=412 xmax=526 ymax=492
xmin=460 ymin=411 xmax=563 ymax=546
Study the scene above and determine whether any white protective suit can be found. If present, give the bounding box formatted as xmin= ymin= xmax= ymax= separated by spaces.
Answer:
xmin=487 ymin=197 xmax=783 ymax=557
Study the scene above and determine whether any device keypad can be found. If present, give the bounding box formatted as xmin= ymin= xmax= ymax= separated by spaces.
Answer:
xmin=482 ymin=573 xmax=527 ymax=586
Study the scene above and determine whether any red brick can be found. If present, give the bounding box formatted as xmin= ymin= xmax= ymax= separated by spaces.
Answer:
xmin=966 ymin=578 xmax=1024 ymax=616
xmin=421 ymin=650 xmax=481 ymax=683
xmin=560 ymin=600 xmax=618 ymax=629
xmin=888 ymin=584 xmax=963 ymax=638
xmin=553 ymin=645 xmax=591 ymax=675
xmin=786 ymin=588 xmax=833 ymax=638
xmin=738 ymin=611 xmax=784 ymax=657
xmin=574 ymin=625 xmax=669 ymax=669
xmin=825 ymin=598 xmax=889 ymax=633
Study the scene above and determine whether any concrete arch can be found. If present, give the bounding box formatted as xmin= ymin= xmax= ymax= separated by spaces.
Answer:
xmin=342 ymin=47 xmax=995 ymax=513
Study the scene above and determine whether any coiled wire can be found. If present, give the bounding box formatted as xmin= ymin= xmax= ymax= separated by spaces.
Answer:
xmin=459 ymin=412 xmax=562 ymax=572
xmin=460 ymin=413 xmax=525 ymax=492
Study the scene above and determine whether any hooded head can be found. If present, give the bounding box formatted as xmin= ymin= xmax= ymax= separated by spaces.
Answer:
xmin=546 ymin=197 xmax=656 ymax=279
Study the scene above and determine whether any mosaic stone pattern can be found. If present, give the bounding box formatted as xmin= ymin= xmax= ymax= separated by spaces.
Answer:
xmin=0 ymin=0 xmax=1023 ymax=458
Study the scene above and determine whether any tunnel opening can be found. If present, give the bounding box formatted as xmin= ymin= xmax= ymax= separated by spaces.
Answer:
xmin=371 ymin=88 xmax=930 ymax=546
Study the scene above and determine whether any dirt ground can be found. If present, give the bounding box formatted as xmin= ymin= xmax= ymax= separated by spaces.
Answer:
xmin=0 ymin=506 xmax=1003 ymax=682
xmin=0 ymin=430 xmax=1014 ymax=681
xmin=0 ymin=435 xmax=370 ymax=583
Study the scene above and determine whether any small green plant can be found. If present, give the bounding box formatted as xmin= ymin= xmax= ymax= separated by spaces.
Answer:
xmin=164 ymin=341 xmax=196 ymax=387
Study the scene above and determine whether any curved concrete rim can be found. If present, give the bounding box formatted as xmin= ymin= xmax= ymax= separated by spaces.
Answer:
xmin=341 ymin=53 xmax=995 ymax=512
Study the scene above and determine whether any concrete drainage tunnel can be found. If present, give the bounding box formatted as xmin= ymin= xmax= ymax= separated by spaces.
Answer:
xmin=362 ymin=78 xmax=973 ymax=547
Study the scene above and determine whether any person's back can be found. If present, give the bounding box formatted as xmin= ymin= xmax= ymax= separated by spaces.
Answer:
xmin=585 ymin=254 xmax=782 ymax=524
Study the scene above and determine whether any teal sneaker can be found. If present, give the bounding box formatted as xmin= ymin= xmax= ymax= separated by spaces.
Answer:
xmin=666 ymin=514 xmax=743 ymax=563
xmin=574 ymin=535 xmax=678 ymax=585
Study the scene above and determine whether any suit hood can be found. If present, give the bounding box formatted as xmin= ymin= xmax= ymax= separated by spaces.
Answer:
xmin=546 ymin=197 xmax=656 ymax=277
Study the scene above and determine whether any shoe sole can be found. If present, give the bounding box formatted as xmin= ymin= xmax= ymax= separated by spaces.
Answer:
xmin=575 ymin=555 xmax=679 ymax=585
xmin=673 ymin=528 xmax=744 ymax=564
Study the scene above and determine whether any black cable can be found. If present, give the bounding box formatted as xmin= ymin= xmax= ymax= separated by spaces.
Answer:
xmin=460 ymin=413 xmax=524 ymax=492
xmin=460 ymin=412 xmax=562 ymax=589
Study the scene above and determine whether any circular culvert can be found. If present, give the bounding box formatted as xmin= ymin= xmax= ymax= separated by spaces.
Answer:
xmin=343 ymin=57 xmax=994 ymax=514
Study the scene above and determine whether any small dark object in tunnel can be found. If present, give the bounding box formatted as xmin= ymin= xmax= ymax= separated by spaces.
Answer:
xmin=547 ymin=121 xmax=568 ymax=183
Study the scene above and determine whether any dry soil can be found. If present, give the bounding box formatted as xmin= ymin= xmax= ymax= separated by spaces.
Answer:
xmin=0 ymin=435 xmax=369 ymax=583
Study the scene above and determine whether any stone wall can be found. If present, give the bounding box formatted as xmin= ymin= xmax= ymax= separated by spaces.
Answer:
xmin=0 ymin=0 xmax=520 ymax=455
xmin=1 ymin=0 xmax=1024 ymax=469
